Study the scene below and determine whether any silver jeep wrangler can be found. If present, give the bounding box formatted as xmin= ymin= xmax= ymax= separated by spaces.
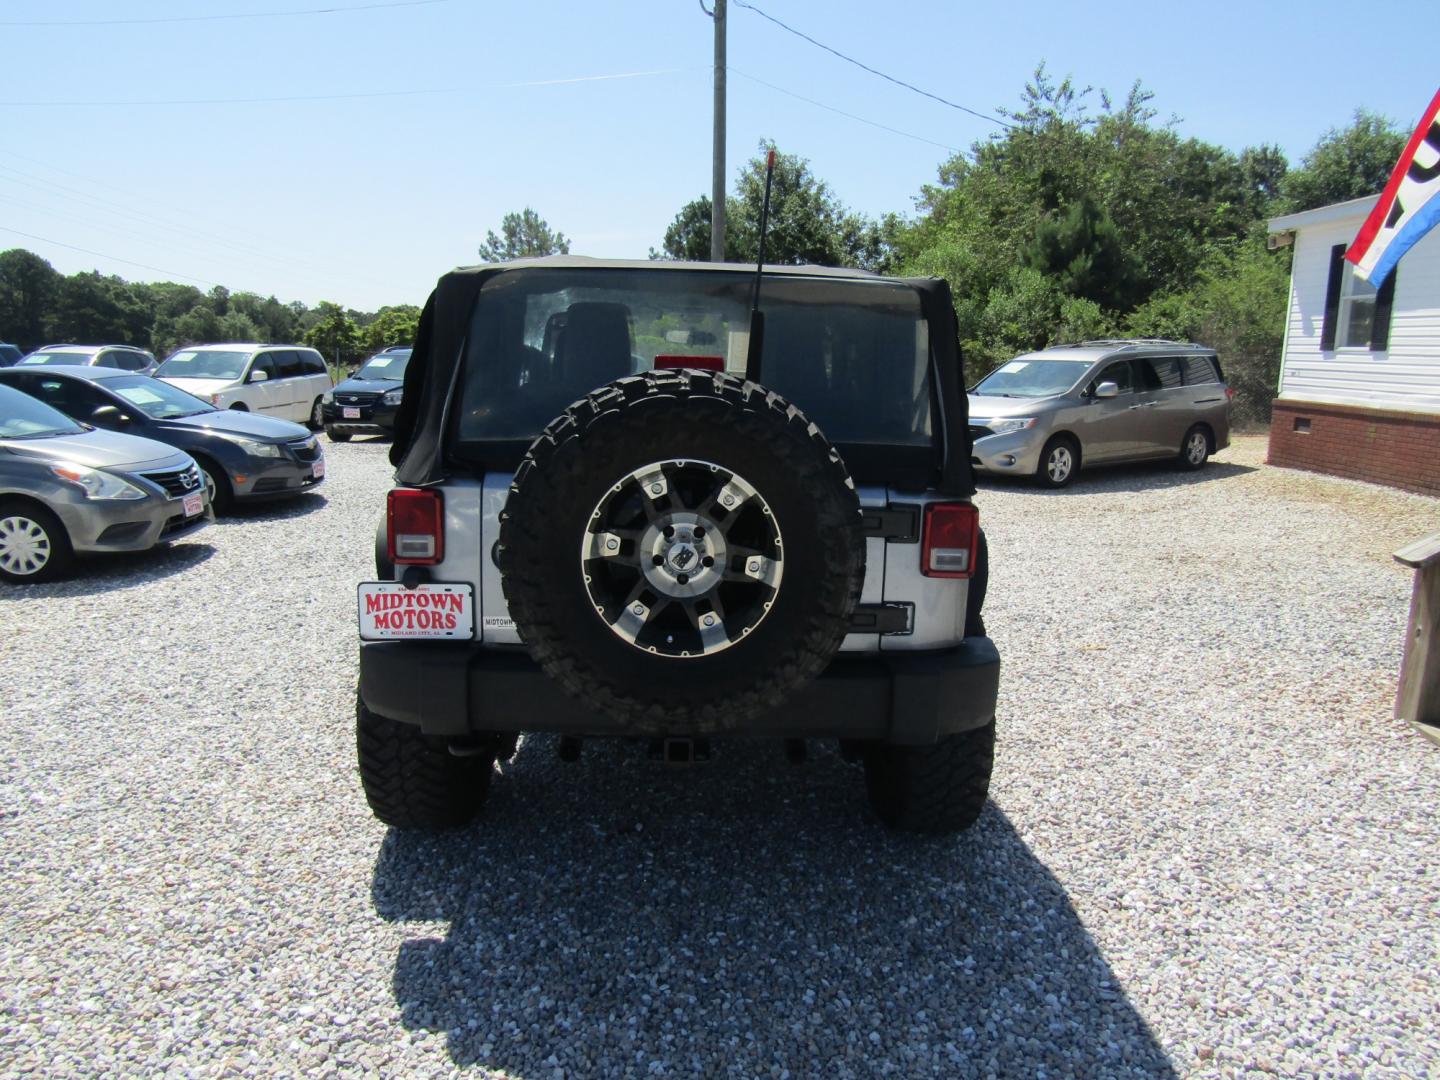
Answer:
xmin=357 ymin=257 xmax=999 ymax=833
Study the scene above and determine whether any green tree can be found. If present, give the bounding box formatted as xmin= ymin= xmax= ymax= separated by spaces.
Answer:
xmin=0 ymin=249 xmax=62 ymax=351
xmin=304 ymin=301 xmax=362 ymax=368
xmin=1281 ymin=110 xmax=1406 ymax=212
xmin=364 ymin=305 xmax=421 ymax=353
xmin=478 ymin=208 xmax=571 ymax=261
xmin=656 ymin=143 xmax=894 ymax=271
xmin=1023 ymin=196 xmax=1140 ymax=311
xmin=46 ymin=272 xmax=151 ymax=347
xmin=230 ymin=291 xmax=302 ymax=343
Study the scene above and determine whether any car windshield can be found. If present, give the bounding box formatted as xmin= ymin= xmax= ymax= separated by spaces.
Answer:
xmin=0 ymin=383 xmax=87 ymax=438
xmin=973 ymin=357 xmax=1093 ymax=398
xmin=157 ymin=349 xmax=250 ymax=380
xmin=19 ymin=351 xmax=93 ymax=366
xmin=456 ymin=268 xmax=932 ymax=448
xmin=107 ymin=376 xmax=215 ymax=419
xmin=355 ymin=351 xmax=410 ymax=380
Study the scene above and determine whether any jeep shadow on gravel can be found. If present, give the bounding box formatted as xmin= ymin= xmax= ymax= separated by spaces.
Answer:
xmin=356 ymin=254 xmax=1000 ymax=834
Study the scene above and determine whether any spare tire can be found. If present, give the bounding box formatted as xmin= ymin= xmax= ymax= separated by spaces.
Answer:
xmin=498 ymin=369 xmax=864 ymax=734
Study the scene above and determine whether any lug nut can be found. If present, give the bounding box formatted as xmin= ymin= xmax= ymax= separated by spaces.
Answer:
xmin=703 ymin=614 xmax=716 ymax=627
xmin=693 ymin=526 xmax=705 ymax=538
xmin=653 ymin=554 xmax=665 ymax=566
xmin=606 ymin=538 xmax=619 ymax=551
xmin=702 ymin=556 xmax=714 ymax=567
xmin=650 ymin=482 xmax=663 ymax=494
xmin=676 ymin=573 xmax=689 ymax=585
xmin=722 ymin=494 xmax=735 ymax=506
xmin=663 ymin=525 xmax=675 ymax=538
xmin=748 ymin=560 xmax=760 ymax=573
xmin=631 ymin=604 xmax=645 ymax=616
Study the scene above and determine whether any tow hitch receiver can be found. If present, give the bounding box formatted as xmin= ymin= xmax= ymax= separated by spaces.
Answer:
xmin=649 ymin=737 xmax=711 ymax=764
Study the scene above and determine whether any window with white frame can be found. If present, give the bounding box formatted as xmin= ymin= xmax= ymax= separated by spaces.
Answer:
xmin=1336 ymin=265 xmax=1378 ymax=349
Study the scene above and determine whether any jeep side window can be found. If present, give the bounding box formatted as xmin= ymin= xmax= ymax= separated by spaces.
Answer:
xmin=1089 ymin=360 xmax=1134 ymax=395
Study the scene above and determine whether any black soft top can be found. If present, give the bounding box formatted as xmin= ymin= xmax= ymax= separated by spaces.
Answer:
xmin=390 ymin=257 xmax=974 ymax=496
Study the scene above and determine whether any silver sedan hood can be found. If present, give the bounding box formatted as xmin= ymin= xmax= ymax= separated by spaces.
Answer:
xmin=0 ymin=428 xmax=191 ymax=472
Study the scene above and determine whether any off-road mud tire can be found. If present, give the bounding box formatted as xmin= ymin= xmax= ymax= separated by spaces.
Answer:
xmin=498 ymin=369 xmax=865 ymax=734
xmin=356 ymin=692 xmax=493 ymax=829
xmin=863 ymin=721 xmax=995 ymax=834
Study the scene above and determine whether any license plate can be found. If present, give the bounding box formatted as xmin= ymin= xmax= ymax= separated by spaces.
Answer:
xmin=343 ymin=407 xmax=361 ymax=419
xmin=358 ymin=582 xmax=474 ymax=641
xmin=183 ymin=492 xmax=203 ymax=517
xmin=313 ymin=458 xmax=326 ymax=479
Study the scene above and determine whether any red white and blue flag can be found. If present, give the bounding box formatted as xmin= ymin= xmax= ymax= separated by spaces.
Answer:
xmin=1346 ymin=87 xmax=1440 ymax=287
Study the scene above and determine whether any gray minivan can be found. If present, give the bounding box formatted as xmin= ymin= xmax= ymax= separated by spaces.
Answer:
xmin=968 ymin=339 xmax=1233 ymax=488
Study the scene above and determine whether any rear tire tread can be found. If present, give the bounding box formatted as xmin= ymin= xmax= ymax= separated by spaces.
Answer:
xmin=864 ymin=722 xmax=995 ymax=834
xmin=356 ymin=694 xmax=492 ymax=829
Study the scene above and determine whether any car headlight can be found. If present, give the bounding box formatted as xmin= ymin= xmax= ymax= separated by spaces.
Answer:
xmin=49 ymin=463 xmax=146 ymax=500
xmin=321 ymin=391 xmax=334 ymax=405
xmin=985 ymin=417 xmax=1038 ymax=436
xmin=382 ymin=388 xmax=403 ymax=405
xmin=220 ymin=435 xmax=283 ymax=457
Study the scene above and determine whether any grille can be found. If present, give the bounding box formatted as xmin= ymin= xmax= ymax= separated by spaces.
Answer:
xmin=142 ymin=464 xmax=202 ymax=498
xmin=288 ymin=438 xmax=321 ymax=463
xmin=336 ymin=392 xmax=379 ymax=406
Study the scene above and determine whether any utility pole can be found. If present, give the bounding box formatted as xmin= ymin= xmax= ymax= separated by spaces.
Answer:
xmin=710 ymin=0 xmax=726 ymax=262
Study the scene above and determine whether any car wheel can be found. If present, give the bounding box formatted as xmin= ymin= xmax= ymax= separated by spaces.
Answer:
xmin=326 ymin=428 xmax=352 ymax=443
xmin=356 ymin=691 xmax=493 ymax=829
xmin=196 ymin=460 xmax=234 ymax=515
xmin=863 ymin=721 xmax=995 ymax=834
xmin=0 ymin=501 xmax=74 ymax=584
xmin=498 ymin=369 xmax=865 ymax=734
xmin=1037 ymin=435 xmax=1079 ymax=489
xmin=308 ymin=398 xmax=324 ymax=431
xmin=1179 ymin=425 xmax=1211 ymax=470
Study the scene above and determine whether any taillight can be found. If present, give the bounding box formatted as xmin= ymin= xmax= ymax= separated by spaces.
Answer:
xmin=1225 ymin=385 xmax=1236 ymax=401
xmin=387 ymin=488 xmax=444 ymax=565
xmin=921 ymin=502 xmax=979 ymax=578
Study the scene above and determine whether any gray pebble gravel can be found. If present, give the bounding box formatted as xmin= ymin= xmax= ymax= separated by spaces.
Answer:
xmin=1 ymin=435 xmax=1436 ymax=1078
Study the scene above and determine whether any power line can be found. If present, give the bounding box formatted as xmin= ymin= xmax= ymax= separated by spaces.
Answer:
xmin=0 ymin=0 xmax=448 ymax=28
xmin=730 ymin=68 xmax=959 ymax=153
xmin=0 ymin=67 xmax=691 ymax=107
xmin=0 ymin=227 xmax=218 ymax=286
xmin=732 ymin=0 xmax=1011 ymax=129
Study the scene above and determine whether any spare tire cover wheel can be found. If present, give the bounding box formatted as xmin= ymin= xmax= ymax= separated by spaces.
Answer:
xmin=498 ymin=370 xmax=865 ymax=733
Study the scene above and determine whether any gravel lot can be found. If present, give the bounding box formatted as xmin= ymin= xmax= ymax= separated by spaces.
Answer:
xmin=1 ymin=434 xmax=1436 ymax=1078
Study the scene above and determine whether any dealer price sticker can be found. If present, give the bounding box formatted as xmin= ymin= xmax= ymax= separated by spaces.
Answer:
xmin=358 ymin=582 xmax=475 ymax=641
xmin=343 ymin=406 xmax=361 ymax=419
xmin=313 ymin=458 xmax=326 ymax=479
xmin=183 ymin=492 xmax=203 ymax=517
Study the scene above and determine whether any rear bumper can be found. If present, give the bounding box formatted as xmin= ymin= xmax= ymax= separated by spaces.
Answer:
xmin=358 ymin=637 xmax=1000 ymax=746
xmin=323 ymin=401 xmax=398 ymax=435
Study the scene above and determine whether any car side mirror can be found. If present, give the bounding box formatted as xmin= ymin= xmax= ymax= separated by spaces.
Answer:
xmin=1093 ymin=381 xmax=1119 ymax=399
xmin=90 ymin=404 xmax=132 ymax=427
xmin=249 ymin=369 xmax=269 ymax=383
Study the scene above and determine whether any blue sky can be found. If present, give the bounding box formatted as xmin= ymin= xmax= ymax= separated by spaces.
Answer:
xmin=1 ymin=0 xmax=1435 ymax=312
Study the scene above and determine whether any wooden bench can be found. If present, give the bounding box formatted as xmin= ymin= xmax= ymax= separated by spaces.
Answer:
xmin=1395 ymin=532 xmax=1440 ymax=746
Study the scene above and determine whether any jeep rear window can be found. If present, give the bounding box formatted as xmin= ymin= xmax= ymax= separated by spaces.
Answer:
xmin=454 ymin=269 xmax=933 ymax=451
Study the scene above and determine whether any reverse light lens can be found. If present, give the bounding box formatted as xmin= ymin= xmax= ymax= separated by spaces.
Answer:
xmin=49 ymin=463 xmax=146 ymax=501
xmin=387 ymin=488 xmax=443 ymax=565
xmin=921 ymin=502 xmax=979 ymax=579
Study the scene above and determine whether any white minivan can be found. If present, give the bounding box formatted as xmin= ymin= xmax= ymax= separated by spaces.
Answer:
xmin=156 ymin=344 xmax=333 ymax=428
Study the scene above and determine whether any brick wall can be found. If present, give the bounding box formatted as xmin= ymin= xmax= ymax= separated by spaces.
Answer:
xmin=1268 ymin=400 xmax=1440 ymax=496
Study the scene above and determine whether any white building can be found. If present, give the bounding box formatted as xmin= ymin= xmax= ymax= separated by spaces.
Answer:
xmin=1267 ymin=195 xmax=1440 ymax=495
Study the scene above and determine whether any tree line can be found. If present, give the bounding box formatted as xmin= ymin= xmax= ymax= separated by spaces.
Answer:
xmin=0 ymin=65 xmax=1406 ymax=420
xmin=0 ymin=250 xmax=421 ymax=369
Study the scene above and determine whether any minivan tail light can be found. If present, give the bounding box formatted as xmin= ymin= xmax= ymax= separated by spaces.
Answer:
xmin=921 ymin=502 xmax=978 ymax=578
xmin=387 ymin=488 xmax=444 ymax=565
